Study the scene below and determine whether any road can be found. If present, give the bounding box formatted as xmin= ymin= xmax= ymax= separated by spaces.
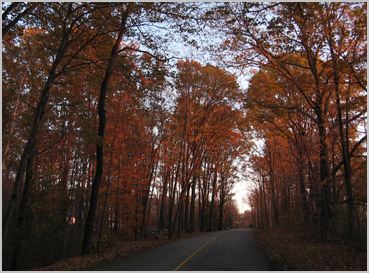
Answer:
xmin=93 ymin=229 xmax=272 ymax=271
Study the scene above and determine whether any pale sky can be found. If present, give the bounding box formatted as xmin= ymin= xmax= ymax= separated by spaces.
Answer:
xmin=161 ymin=14 xmax=259 ymax=214
xmin=234 ymin=181 xmax=251 ymax=213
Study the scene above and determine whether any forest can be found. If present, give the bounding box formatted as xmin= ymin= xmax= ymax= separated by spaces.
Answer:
xmin=2 ymin=2 xmax=367 ymax=270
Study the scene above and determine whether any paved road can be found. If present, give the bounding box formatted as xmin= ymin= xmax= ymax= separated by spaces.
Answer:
xmin=93 ymin=229 xmax=272 ymax=271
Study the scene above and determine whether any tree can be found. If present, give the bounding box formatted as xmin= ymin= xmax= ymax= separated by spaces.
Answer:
xmin=81 ymin=3 xmax=130 ymax=255
xmin=167 ymin=60 xmax=244 ymax=237
xmin=2 ymin=2 xmax=108 ymax=248
xmin=214 ymin=2 xmax=366 ymax=240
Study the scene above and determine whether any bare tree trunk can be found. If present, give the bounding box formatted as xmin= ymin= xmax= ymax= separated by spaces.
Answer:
xmin=189 ymin=176 xmax=197 ymax=232
xmin=81 ymin=8 xmax=129 ymax=254
xmin=97 ymin=125 xmax=116 ymax=249
xmin=184 ymin=184 xmax=191 ymax=232
xmin=208 ymin=166 xmax=217 ymax=231
xmin=9 ymin=144 xmax=37 ymax=270
xmin=140 ymin=143 xmax=157 ymax=240
xmin=316 ymin=108 xmax=332 ymax=239
xmin=266 ymin=140 xmax=279 ymax=226
xmin=198 ymin=179 xmax=204 ymax=232
xmin=2 ymin=26 xmax=69 ymax=244
xmin=168 ymin=116 xmax=188 ymax=239
xmin=176 ymin=191 xmax=185 ymax=238
xmin=258 ymin=184 xmax=264 ymax=229
xmin=218 ymin=175 xmax=226 ymax=231
xmin=158 ymin=168 xmax=169 ymax=230
xmin=262 ymin=176 xmax=269 ymax=228
xmin=335 ymin=84 xmax=355 ymax=242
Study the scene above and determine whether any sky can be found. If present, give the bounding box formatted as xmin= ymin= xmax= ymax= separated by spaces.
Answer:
xmin=3 ymin=2 xmax=259 ymax=214
xmin=233 ymin=179 xmax=252 ymax=212
xmin=161 ymin=16 xmax=258 ymax=213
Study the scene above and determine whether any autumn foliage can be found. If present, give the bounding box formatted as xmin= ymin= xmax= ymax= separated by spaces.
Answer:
xmin=2 ymin=2 xmax=367 ymax=271
xmin=219 ymin=2 xmax=367 ymax=249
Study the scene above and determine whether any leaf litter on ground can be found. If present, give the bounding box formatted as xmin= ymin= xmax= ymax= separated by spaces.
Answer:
xmin=254 ymin=228 xmax=367 ymax=271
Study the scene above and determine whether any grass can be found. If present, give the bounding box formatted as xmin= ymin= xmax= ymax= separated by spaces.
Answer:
xmin=254 ymin=228 xmax=367 ymax=271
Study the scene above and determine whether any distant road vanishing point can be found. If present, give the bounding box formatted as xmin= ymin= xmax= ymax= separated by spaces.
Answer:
xmin=93 ymin=229 xmax=272 ymax=271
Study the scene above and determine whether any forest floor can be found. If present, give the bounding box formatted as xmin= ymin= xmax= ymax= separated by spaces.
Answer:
xmin=254 ymin=228 xmax=367 ymax=271
xmin=36 ymin=231 xmax=208 ymax=271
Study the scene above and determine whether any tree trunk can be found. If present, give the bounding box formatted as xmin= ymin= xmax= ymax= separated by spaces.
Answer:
xmin=2 ymin=28 xmax=69 ymax=244
xmin=266 ymin=140 xmax=279 ymax=226
xmin=262 ymin=176 xmax=269 ymax=228
xmin=114 ymin=139 xmax=123 ymax=233
xmin=81 ymin=9 xmax=128 ymax=254
xmin=10 ymin=144 xmax=37 ymax=270
xmin=97 ymin=126 xmax=116 ymax=249
xmin=168 ymin=112 xmax=188 ymax=239
xmin=176 ymin=192 xmax=185 ymax=238
xmin=189 ymin=176 xmax=197 ymax=232
xmin=158 ymin=169 xmax=169 ymax=230
xmin=208 ymin=167 xmax=217 ymax=231
xmin=316 ymin=108 xmax=332 ymax=239
xmin=258 ymin=185 xmax=264 ymax=229
xmin=198 ymin=181 xmax=204 ymax=232
xmin=335 ymin=85 xmax=355 ymax=242
xmin=218 ymin=175 xmax=226 ymax=231
xmin=184 ymin=184 xmax=191 ymax=232
xmin=140 ymin=143 xmax=157 ymax=240
xmin=296 ymin=146 xmax=309 ymax=222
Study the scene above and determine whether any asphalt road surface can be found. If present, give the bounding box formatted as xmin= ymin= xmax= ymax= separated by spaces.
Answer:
xmin=93 ymin=229 xmax=272 ymax=271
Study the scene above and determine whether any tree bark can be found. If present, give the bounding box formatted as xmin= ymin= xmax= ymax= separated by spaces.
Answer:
xmin=2 ymin=27 xmax=69 ymax=244
xmin=158 ymin=168 xmax=169 ymax=230
xmin=140 ymin=142 xmax=158 ymax=240
xmin=9 ymin=144 xmax=37 ymax=270
xmin=184 ymin=184 xmax=191 ymax=232
xmin=316 ymin=107 xmax=332 ymax=238
xmin=81 ymin=8 xmax=129 ymax=254
xmin=189 ymin=176 xmax=197 ymax=232
xmin=97 ymin=125 xmax=116 ymax=249
xmin=208 ymin=165 xmax=217 ymax=231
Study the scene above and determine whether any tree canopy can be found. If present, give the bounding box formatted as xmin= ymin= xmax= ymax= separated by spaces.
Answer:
xmin=2 ymin=2 xmax=366 ymax=270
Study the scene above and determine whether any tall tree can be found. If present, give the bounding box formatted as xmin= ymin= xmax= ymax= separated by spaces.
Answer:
xmin=2 ymin=2 xmax=107 ymax=245
xmin=214 ymin=2 xmax=366 ymax=239
xmin=81 ymin=4 xmax=131 ymax=255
